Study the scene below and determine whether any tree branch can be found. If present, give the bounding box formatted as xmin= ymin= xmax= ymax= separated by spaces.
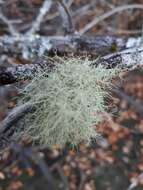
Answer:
xmin=113 ymin=88 xmax=143 ymax=117
xmin=79 ymin=4 xmax=143 ymax=35
xmin=0 ymin=103 xmax=35 ymax=134
xmin=97 ymin=46 xmax=143 ymax=68
xmin=0 ymin=46 xmax=143 ymax=85
xmin=0 ymin=8 xmax=19 ymax=36
xmin=57 ymin=0 xmax=74 ymax=34
xmin=26 ymin=0 xmax=52 ymax=35
xmin=0 ymin=35 xmax=142 ymax=59
xmin=0 ymin=57 xmax=55 ymax=84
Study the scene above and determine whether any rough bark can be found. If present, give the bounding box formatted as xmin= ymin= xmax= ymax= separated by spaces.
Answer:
xmin=0 ymin=58 xmax=55 ymax=84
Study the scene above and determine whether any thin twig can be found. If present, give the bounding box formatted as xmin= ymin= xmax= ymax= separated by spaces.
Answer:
xmin=0 ymin=10 xmax=19 ymax=36
xmin=0 ymin=103 xmax=34 ymax=134
xmin=57 ymin=0 xmax=74 ymax=34
xmin=45 ymin=0 xmax=73 ymax=21
xmin=8 ymin=143 xmax=56 ymax=189
xmin=79 ymin=4 xmax=143 ymax=35
xmin=107 ymin=27 xmax=142 ymax=35
xmin=113 ymin=88 xmax=143 ymax=117
xmin=32 ymin=154 xmax=56 ymax=189
xmin=56 ymin=165 xmax=69 ymax=190
xmin=72 ymin=2 xmax=95 ymax=18
xmin=26 ymin=0 xmax=52 ymax=35
xmin=78 ymin=172 xmax=87 ymax=190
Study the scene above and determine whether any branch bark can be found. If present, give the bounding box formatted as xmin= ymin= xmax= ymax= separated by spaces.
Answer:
xmin=0 ymin=46 xmax=143 ymax=85
xmin=96 ymin=46 xmax=143 ymax=68
xmin=0 ymin=35 xmax=142 ymax=59
xmin=0 ymin=58 xmax=54 ymax=84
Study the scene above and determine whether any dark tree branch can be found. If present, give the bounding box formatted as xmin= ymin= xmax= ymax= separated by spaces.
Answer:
xmin=0 ymin=103 xmax=35 ymax=134
xmin=0 ymin=58 xmax=55 ymax=84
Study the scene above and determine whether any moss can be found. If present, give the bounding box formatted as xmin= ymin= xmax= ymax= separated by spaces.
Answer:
xmin=18 ymin=57 xmax=119 ymax=146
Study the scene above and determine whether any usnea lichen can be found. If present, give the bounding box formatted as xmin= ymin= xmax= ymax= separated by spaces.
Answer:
xmin=18 ymin=58 xmax=118 ymax=146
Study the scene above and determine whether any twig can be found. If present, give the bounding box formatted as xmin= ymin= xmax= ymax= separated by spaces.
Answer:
xmin=26 ymin=0 xmax=52 ymax=35
xmin=57 ymin=0 xmax=74 ymax=34
xmin=127 ymin=172 xmax=143 ymax=190
xmin=31 ymin=154 xmax=56 ymax=189
xmin=78 ymin=172 xmax=87 ymax=190
xmin=79 ymin=4 xmax=143 ymax=35
xmin=8 ymin=143 xmax=56 ymax=189
xmin=72 ymin=2 xmax=95 ymax=18
xmin=107 ymin=27 xmax=142 ymax=35
xmin=0 ymin=9 xmax=19 ymax=36
xmin=56 ymin=165 xmax=69 ymax=190
xmin=44 ymin=0 xmax=73 ymax=21
xmin=0 ymin=103 xmax=34 ymax=134
xmin=113 ymin=88 xmax=143 ymax=117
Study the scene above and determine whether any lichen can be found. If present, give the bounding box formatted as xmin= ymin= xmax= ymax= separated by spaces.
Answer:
xmin=18 ymin=57 xmax=119 ymax=146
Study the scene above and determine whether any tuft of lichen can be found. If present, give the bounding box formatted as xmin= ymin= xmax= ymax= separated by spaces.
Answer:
xmin=18 ymin=58 xmax=119 ymax=146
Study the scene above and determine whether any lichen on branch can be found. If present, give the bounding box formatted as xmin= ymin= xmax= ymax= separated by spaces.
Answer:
xmin=18 ymin=58 xmax=119 ymax=146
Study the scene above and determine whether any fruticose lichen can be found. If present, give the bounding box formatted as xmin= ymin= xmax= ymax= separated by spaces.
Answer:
xmin=18 ymin=58 xmax=119 ymax=146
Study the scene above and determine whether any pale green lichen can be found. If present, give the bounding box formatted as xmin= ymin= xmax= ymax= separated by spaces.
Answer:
xmin=18 ymin=58 xmax=119 ymax=146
